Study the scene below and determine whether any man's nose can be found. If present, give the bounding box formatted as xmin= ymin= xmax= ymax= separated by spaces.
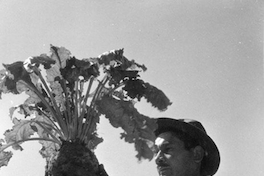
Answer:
xmin=155 ymin=151 xmax=165 ymax=165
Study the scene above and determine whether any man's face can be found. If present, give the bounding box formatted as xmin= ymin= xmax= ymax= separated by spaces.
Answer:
xmin=154 ymin=132 xmax=197 ymax=176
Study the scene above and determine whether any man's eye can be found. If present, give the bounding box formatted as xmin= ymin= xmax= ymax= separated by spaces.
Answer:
xmin=164 ymin=147 xmax=173 ymax=153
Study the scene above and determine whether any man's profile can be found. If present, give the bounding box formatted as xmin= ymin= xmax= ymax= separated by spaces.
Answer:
xmin=154 ymin=118 xmax=220 ymax=176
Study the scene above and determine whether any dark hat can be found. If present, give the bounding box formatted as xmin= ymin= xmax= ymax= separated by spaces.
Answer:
xmin=155 ymin=118 xmax=220 ymax=176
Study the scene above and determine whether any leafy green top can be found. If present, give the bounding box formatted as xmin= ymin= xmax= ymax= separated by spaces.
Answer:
xmin=0 ymin=45 xmax=171 ymax=168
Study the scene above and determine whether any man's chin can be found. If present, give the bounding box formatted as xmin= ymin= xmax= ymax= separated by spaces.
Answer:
xmin=158 ymin=167 xmax=172 ymax=176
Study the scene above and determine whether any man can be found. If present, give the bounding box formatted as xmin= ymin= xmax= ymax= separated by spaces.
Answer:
xmin=154 ymin=118 xmax=220 ymax=176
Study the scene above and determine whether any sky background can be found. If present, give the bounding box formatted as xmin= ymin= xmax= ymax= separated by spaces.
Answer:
xmin=0 ymin=0 xmax=263 ymax=176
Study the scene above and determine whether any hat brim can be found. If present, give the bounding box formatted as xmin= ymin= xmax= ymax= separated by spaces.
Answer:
xmin=155 ymin=118 xmax=220 ymax=176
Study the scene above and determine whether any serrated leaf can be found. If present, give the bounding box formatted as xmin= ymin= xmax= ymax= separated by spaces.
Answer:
xmin=23 ymin=55 xmax=56 ymax=72
xmin=143 ymin=82 xmax=172 ymax=111
xmin=9 ymin=107 xmax=17 ymax=119
xmin=50 ymin=45 xmax=71 ymax=69
xmin=85 ymin=133 xmax=103 ymax=150
xmin=108 ymin=67 xmax=139 ymax=86
xmin=97 ymin=95 xmax=157 ymax=160
xmin=60 ymin=57 xmax=99 ymax=92
xmin=0 ymin=151 xmax=13 ymax=167
xmin=0 ymin=69 xmax=10 ymax=97
xmin=135 ymin=139 xmax=154 ymax=160
xmin=4 ymin=118 xmax=35 ymax=150
xmin=39 ymin=139 xmax=60 ymax=173
xmin=2 ymin=61 xmax=33 ymax=94
xmin=98 ymin=49 xmax=147 ymax=71
xmin=123 ymin=79 xmax=146 ymax=100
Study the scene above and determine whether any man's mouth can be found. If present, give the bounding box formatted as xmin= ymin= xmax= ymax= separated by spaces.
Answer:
xmin=157 ymin=166 xmax=171 ymax=175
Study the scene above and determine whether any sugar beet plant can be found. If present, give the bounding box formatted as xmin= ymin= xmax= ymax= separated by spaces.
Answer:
xmin=0 ymin=45 xmax=171 ymax=176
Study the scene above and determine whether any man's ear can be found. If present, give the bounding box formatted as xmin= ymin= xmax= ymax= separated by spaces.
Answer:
xmin=192 ymin=146 xmax=204 ymax=163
